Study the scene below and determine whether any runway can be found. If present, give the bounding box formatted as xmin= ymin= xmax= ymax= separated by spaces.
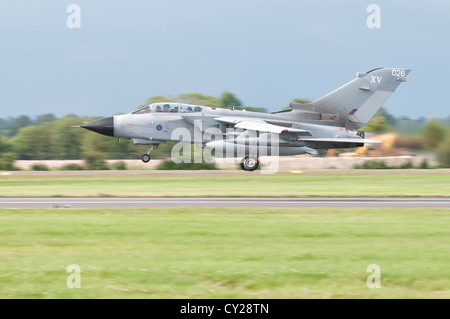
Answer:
xmin=4 ymin=169 xmax=450 ymax=176
xmin=0 ymin=197 xmax=449 ymax=209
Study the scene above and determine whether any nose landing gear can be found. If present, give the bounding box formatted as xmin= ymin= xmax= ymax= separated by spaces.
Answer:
xmin=141 ymin=144 xmax=159 ymax=163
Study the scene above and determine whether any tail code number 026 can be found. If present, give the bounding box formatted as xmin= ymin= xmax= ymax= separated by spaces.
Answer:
xmin=392 ymin=69 xmax=406 ymax=77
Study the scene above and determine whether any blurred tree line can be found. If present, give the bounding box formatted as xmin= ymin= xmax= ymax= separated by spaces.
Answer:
xmin=141 ymin=91 xmax=267 ymax=113
xmin=0 ymin=92 xmax=264 ymax=163
xmin=0 ymin=91 xmax=449 ymax=167
xmin=363 ymin=109 xmax=450 ymax=167
xmin=0 ymin=114 xmax=139 ymax=160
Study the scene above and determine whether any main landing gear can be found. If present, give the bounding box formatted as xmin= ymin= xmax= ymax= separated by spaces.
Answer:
xmin=240 ymin=156 xmax=259 ymax=171
xmin=141 ymin=144 xmax=159 ymax=163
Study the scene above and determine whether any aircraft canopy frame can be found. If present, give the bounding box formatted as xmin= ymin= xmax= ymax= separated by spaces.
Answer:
xmin=132 ymin=103 xmax=204 ymax=115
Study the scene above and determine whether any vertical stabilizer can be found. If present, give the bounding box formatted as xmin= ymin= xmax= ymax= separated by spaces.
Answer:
xmin=291 ymin=68 xmax=410 ymax=130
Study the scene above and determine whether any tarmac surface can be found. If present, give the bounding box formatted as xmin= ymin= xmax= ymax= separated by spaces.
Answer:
xmin=1 ymin=197 xmax=449 ymax=209
xmin=2 ymin=169 xmax=450 ymax=176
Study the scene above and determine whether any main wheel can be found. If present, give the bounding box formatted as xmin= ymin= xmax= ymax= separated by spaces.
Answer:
xmin=142 ymin=154 xmax=151 ymax=163
xmin=241 ymin=156 xmax=259 ymax=171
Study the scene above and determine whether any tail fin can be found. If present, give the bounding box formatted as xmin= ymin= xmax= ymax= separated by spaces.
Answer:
xmin=290 ymin=67 xmax=411 ymax=130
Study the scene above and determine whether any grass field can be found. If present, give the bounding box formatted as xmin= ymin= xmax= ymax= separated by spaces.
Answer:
xmin=0 ymin=172 xmax=449 ymax=197
xmin=0 ymin=207 xmax=449 ymax=298
xmin=1 ymin=171 xmax=448 ymax=299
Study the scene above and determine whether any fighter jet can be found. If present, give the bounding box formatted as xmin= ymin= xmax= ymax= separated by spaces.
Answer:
xmin=81 ymin=67 xmax=410 ymax=171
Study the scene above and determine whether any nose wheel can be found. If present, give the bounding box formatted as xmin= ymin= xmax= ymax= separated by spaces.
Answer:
xmin=141 ymin=144 xmax=159 ymax=163
xmin=240 ymin=156 xmax=259 ymax=171
xmin=142 ymin=154 xmax=151 ymax=163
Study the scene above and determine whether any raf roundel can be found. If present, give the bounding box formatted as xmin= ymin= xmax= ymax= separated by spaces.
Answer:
xmin=156 ymin=124 xmax=163 ymax=131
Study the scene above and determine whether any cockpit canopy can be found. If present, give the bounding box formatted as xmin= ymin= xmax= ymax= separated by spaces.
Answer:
xmin=132 ymin=103 xmax=204 ymax=115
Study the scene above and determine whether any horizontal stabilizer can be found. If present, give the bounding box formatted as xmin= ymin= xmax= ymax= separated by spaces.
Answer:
xmin=289 ymin=103 xmax=315 ymax=111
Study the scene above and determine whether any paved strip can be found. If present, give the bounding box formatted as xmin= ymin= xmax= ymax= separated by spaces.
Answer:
xmin=3 ymin=169 xmax=450 ymax=176
xmin=0 ymin=197 xmax=449 ymax=209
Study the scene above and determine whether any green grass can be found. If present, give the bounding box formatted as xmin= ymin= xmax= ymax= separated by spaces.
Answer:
xmin=0 ymin=208 xmax=449 ymax=298
xmin=0 ymin=172 xmax=449 ymax=197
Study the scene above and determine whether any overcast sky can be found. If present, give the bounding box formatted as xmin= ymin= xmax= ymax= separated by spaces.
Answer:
xmin=1 ymin=0 xmax=449 ymax=119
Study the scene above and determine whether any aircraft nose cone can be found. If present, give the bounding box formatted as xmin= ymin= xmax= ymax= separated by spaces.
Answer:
xmin=81 ymin=116 xmax=114 ymax=137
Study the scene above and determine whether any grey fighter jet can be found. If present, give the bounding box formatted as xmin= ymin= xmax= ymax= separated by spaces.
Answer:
xmin=81 ymin=67 xmax=410 ymax=171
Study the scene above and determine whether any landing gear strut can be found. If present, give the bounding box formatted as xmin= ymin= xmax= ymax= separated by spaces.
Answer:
xmin=240 ymin=156 xmax=259 ymax=171
xmin=141 ymin=144 xmax=159 ymax=163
